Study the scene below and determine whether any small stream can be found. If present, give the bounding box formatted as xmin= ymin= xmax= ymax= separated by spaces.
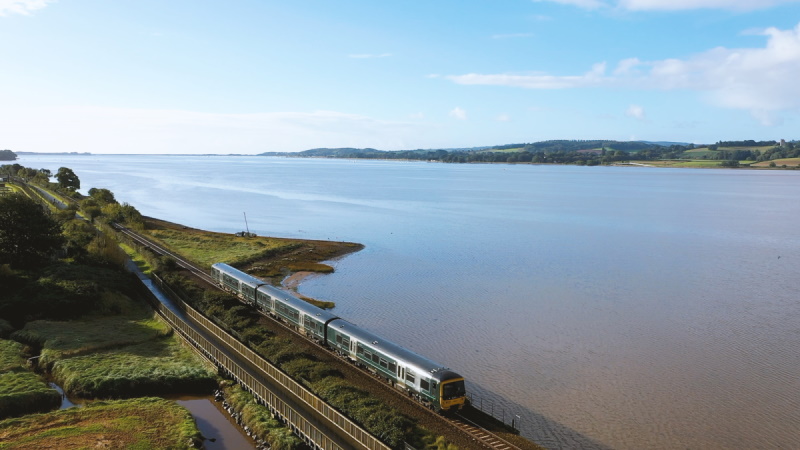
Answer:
xmin=174 ymin=396 xmax=256 ymax=450
xmin=47 ymin=381 xmax=254 ymax=449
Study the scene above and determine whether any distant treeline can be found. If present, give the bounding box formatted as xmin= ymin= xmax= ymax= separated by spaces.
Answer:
xmin=260 ymin=139 xmax=800 ymax=165
xmin=0 ymin=150 xmax=17 ymax=161
xmin=260 ymin=140 xmax=689 ymax=164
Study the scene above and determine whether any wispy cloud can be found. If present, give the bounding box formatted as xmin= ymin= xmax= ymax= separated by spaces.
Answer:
xmin=533 ymin=0 xmax=800 ymax=11
xmin=449 ymin=107 xmax=467 ymax=120
xmin=496 ymin=113 xmax=512 ymax=122
xmin=0 ymin=0 xmax=55 ymax=16
xmin=448 ymin=62 xmax=607 ymax=89
xmin=348 ymin=53 xmax=392 ymax=59
xmin=446 ymin=22 xmax=800 ymax=122
xmin=532 ymin=0 xmax=606 ymax=10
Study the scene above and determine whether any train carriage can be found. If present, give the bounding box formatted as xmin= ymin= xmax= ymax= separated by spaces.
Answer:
xmin=210 ymin=262 xmax=466 ymax=412
xmin=329 ymin=318 xmax=466 ymax=411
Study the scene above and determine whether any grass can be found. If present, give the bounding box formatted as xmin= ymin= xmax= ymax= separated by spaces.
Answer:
xmin=0 ymin=340 xmax=26 ymax=372
xmin=51 ymin=336 xmax=217 ymax=398
xmin=0 ymin=339 xmax=61 ymax=420
xmin=630 ymin=159 xmax=756 ymax=168
xmin=0 ymin=371 xmax=62 ymax=419
xmin=11 ymin=314 xmax=216 ymax=398
xmin=12 ymin=314 xmax=171 ymax=369
xmin=750 ymin=157 xmax=800 ymax=167
xmin=222 ymin=382 xmax=302 ymax=448
xmin=145 ymin=226 xmax=301 ymax=268
xmin=0 ymin=397 xmax=202 ymax=449
xmin=119 ymin=242 xmax=154 ymax=275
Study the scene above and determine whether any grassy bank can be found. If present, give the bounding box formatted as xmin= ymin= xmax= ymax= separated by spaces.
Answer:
xmin=0 ymin=397 xmax=202 ymax=449
xmin=142 ymin=217 xmax=363 ymax=286
xmin=12 ymin=315 xmax=216 ymax=399
xmin=221 ymin=382 xmax=302 ymax=448
xmin=0 ymin=339 xmax=61 ymax=420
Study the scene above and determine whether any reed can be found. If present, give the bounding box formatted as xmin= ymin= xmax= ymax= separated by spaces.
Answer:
xmin=0 ymin=397 xmax=202 ymax=448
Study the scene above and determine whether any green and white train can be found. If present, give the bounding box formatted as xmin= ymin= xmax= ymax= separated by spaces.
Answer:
xmin=211 ymin=262 xmax=467 ymax=412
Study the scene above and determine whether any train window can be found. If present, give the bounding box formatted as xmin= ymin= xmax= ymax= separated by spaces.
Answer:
xmin=420 ymin=379 xmax=430 ymax=392
xmin=406 ymin=372 xmax=415 ymax=383
xmin=389 ymin=362 xmax=396 ymax=373
xmin=364 ymin=350 xmax=371 ymax=359
xmin=336 ymin=335 xmax=342 ymax=344
xmin=342 ymin=338 xmax=350 ymax=348
xmin=357 ymin=345 xmax=364 ymax=355
xmin=379 ymin=358 xmax=388 ymax=369
xmin=372 ymin=354 xmax=380 ymax=364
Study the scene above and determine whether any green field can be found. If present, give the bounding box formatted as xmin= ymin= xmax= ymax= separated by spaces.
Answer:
xmin=146 ymin=226 xmax=300 ymax=268
xmin=11 ymin=313 xmax=216 ymax=399
xmin=0 ymin=397 xmax=202 ymax=449
xmin=750 ymin=157 xmax=800 ymax=167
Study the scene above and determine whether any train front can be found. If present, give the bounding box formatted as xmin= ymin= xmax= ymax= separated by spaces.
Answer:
xmin=438 ymin=370 xmax=467 ymax=411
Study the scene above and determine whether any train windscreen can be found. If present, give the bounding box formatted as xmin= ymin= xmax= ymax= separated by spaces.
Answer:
xmin=442 ymin=380 xmax=466 ymax=400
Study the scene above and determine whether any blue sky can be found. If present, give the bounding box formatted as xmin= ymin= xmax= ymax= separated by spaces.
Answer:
xmin=2 ymin=0 xmax=800 ymax=154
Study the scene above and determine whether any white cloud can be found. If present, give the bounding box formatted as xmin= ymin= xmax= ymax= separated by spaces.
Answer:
xmin=449 ymin=107 xmax=467 ymax=120
xmin=0 ymin=106 xmax=433 ymax=154
xmin=626 ymin=104 xmax=646 ymax=120
xmin=448 ymin=62 xmax=607 ymax=89
xmin=619 ymin=0 xmax=800 ymax=11
xmin=496 ymin=114 xmax=512 ymax=122
xmin=532 ymin=0 xmax=606 ymax=9
xmin=534 ymin=0 xmax=800 ymax=10
xmin=446 ymin=22 xmax=800 ymax=121
xmin=348 ymin=53 xmax=392 ymax=59
xmin=0 ymin=0 xmax=54 ymax=16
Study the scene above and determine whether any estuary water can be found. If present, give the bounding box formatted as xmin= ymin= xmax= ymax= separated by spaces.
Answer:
xmin=19 ymin=154 xmax=800 ymax=449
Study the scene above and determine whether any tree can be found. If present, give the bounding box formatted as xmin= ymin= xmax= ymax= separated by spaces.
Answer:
xmin=56 ymin=167 xmax=80 ymax=191
xmin=87 ymin=188 xmax=117 ymax=205
xmin=0 ymin=194 xmax=64 ymax=269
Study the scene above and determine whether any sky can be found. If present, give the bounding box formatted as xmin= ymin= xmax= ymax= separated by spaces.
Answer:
xmin=1 ymin=0 xmax=800 ymax=154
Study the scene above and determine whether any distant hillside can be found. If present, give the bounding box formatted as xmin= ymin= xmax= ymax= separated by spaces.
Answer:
xmin=260 ymin=138 xmax=797 ymax=167
xmin=0 ymin=149 xmax=18 ymax=161
xmin=259 ymin=146 xmax=490 ymax=158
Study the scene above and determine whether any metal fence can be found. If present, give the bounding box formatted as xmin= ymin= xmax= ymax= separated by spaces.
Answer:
xmin=148 ymin=274 xmax=391 ymax=450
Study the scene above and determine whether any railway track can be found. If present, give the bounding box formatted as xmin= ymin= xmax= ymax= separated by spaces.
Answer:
xmin=112 ymin=223 xmax=524 ymax=450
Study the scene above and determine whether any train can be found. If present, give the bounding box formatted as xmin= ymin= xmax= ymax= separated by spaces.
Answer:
xmin=210 ymin=262 xmax=467 ymax=412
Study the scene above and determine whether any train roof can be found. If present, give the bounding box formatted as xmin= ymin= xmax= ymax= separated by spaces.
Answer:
xmin=213 ymin=263 xmax=338 ymax=322
xmin=329 ymin=318 xmax=461 ymax=382
xmin=212 ymin=263 xmax=265 ymax=288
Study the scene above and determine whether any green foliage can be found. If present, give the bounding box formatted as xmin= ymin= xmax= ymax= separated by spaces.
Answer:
xmin=0 ymin=397 xmax=203 ymax=448
xmin=100 ymin=202 xmax=144 ymax=228
xmin=0 ymin=339 xmax=27 ymax=372
xmin=50 ymin=336 xmax=216 ymax=398
xmin=223 ymin=383 xmax=303 ymax=449
xmin=12 ymin=314 xmax=168 ymax=368
xmin=0 ymin=193 xmax=64 ymax=269
xmin=61 ymin=218 xmax=97 ymax=260
xmin=0 ymin=262 xmax=139 ymax=326
xmin=0 ymin=370 xmax=62 ymax=419
xmin=87 ymin=187 xmax=117 ymax=205
xmin=55 ymin=167 xmax=80 ymax=191
xmin=0 ymin=319 xmax=13 ymax=338
xmin=0 ymin=338 xmax=61 ymax=419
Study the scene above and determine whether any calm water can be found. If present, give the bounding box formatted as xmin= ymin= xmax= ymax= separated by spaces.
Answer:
xmin=19 ymin=154 xmax=800 ymax=449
